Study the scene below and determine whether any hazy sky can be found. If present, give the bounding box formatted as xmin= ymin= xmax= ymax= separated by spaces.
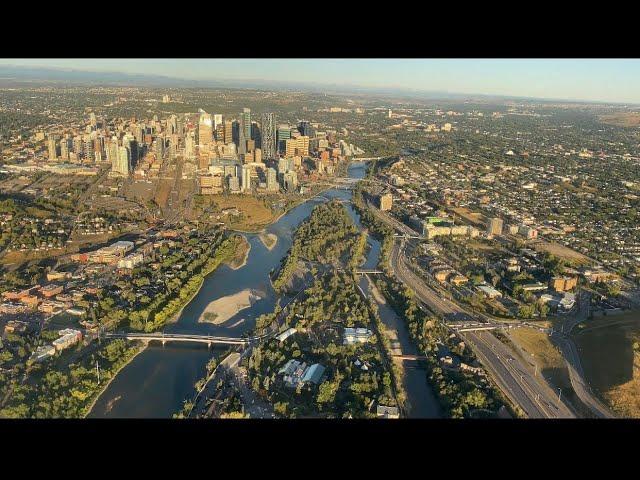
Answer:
xmin=1 ymin=59 xmax=639 ymax=104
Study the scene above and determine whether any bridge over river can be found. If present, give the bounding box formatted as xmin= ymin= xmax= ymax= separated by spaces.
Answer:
xmin=103 ymin=332 xmax=268 ymax=347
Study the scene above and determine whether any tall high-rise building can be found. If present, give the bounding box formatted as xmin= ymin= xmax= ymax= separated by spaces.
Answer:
xmin=238 ymin=121 xmax=247 ymax=156
xmin=298 ymin=121 xmax=314 ymax=138
xmin=224 ymin=120 xmax=234 ymax=145
xmin=266 ymin=167 xmax=278 ymax=192
xmin=73 ymin=136 xmax=84 ymax=160
xmin=47 ymin=137 xmax=57 ymax=160
xmin=278 ymin=157 xmax=294 ymax=175
xmin=113 ymin=146 xmax=130 ymax=176
xmin=215 ymin=122 xmax=225 ymax=143
xmin=277 ymin=125 xmax=292 ymax=154
xmin=60 ymin=139 xmax=69 ymax=160
xmin=154 ymin=138 xmax=165 ymax=159
xmin=213 ymin=114 xmax=223 ymax=130
xmin=240 ymin=108 xmax=251 ymax=140
xmin=168 ymin=115 xmax=178 ymax=135
xmin=83 ymin=139 xmax=94 ymax=163
xmin=283 ymin=171 xmax=298 ymax=191
xmin=199 ymin=113 xmax=214 ymax=146
xmin=241 ymin=165 xmax=251 ymax=192
xmin=185 ymin=131 xmax=196 ymax=159
xmin=261 ymin=113 xmax=277 ymax=160
xmin=122 ymin=134 xmax=137 ymax=167
xmin=106 ymin=137 xmax=118 ymax=165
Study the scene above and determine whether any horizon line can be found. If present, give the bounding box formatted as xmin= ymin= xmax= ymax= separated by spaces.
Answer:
xmin=0 ymin=62 xmax=638 ymax=107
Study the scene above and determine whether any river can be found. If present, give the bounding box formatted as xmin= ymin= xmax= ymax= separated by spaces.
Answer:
xmin=89 ymin=162 xmax=440 ymax=418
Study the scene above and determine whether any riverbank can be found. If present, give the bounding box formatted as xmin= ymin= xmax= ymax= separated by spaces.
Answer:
xmin=84 ymin=342 xmax=146 ymax=418
xmin=230 ymin=185 xmax=334 ymax=235
xmin=86 ymin=163 xmax=368 ymax=418
xmin=161 ymin=235 xmax=242 ymax=328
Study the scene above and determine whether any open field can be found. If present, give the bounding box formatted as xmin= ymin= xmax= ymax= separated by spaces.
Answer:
xmin=210 ymin=194 xmax=277 ymax=232
xmin=451 ymin=207 xmax=485 ymax=226
xmin=0 ymin=248 xmax=66 ymax=267
xmin=599 ymin=112 xmax=640 ymax=128
xmin=508 ymin=327 xmax=572 ymax=391
xmin=528 ymin=239 xmax=591 ymax=265
xmin=154 ymin=179 xmax=173 ymax=209
xmin=574 ymin=311 xmax=640 ymax=417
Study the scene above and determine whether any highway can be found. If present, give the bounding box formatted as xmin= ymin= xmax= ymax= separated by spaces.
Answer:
xmin=369 ymin=202 xmax=575 ymax=417
xmin=550 ymin=292 xmax=615 ymax=418
xmin=392 ymin=239 xmax=574 ymax=418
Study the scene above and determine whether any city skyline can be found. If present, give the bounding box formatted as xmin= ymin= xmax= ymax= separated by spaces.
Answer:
xmin=2 ymin=58 xmax=640 ymax=104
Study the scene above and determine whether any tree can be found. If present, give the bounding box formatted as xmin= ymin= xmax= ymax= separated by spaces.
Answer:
xmin=317 ymin=378 xmax=340 ymax=405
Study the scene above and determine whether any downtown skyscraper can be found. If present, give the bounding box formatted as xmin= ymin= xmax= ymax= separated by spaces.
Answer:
xmin=261 ymin=112 xmax=277 ymax=160
xmin=240 ymin=108 xmax=251 ymax=140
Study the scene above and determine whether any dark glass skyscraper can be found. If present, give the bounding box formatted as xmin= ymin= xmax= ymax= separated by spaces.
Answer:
xmin=298 ymin=120 xmax=314 ymax=138
xmin=261 ymin=112 xmax=277 ymax=160
xmin=241 ymin=108 xmax=252 ymax=140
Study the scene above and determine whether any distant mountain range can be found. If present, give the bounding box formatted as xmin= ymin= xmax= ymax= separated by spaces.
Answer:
xmin=0 ymin=64 xmax=630 ymax=106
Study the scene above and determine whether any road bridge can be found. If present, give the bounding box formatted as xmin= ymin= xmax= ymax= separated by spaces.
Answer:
xmin=104 ymin=332 xmax=266 ymax=347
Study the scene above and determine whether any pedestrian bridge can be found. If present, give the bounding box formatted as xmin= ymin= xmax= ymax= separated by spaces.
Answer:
xmin=355 ymin=269 xmax=384 ymax=275
xmin=392 ymin=354 xmax=429 ymax=361
xmin=104 ymin=332 xmax=266 ymax=346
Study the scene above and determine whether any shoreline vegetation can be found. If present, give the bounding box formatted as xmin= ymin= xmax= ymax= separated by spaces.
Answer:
xmin=227 ymin=235 xmax=251 ymax=270
xmin=271 ymin=200 xmax=359 ymax=292
xmin=84 ymin=342 xmax=145 ymax=417
xmin=0 ymin=338 xmax=144 ymax=418
xmin=137 ymin=234 xmax=244 ymax=331
xmin=243 ymin=197 xmax=405 ymax=418
xmin=352 ymin=179 xmax=514 ymax=418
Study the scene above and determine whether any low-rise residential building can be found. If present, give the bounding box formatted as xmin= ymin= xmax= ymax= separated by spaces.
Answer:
xmin=278 ymin=359 xmax=327 ymax=388
xmin=477 ymin=284 xmax=503 ymax=299
xmin=343 ymin=327 xmax=373 ymax=345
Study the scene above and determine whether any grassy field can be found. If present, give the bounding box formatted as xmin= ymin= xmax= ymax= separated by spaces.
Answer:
xmin=599 ymin=112 xmax=640 ymax=128
xmin=528 ymin=239 xmax=591 ymax=265
xmin=574 ymin=311 xmax=640 ymax=417
xmin=451 ymin=207 xmax=485 ymax=226
xmin=211 ymin=194 xmax=277 ymax=232
xmin=508 ymin=327 xmax=572 ymax=391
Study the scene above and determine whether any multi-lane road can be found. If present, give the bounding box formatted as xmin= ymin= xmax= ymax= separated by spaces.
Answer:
xmin=368 ymin=201 xmax=576 ymax=417
xmin=391 ymin=239 xmax=575 ymax=418
xmin=550 ymin=293 xmax=614 ymax=418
